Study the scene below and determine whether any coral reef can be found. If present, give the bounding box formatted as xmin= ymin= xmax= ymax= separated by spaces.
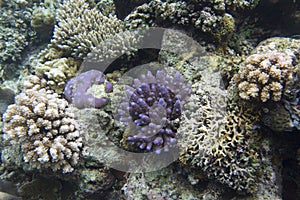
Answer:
xmin=124 ymin=0 xmax=258 ymax=43
xmin=49 ymin=0 xmax=125 ymax=59
xmin=234 ymin=37 xmax=300 ymax=131
xmin=2 ymin=75 xmax=82 ymax=173
xmin=0 ymin=0 xmax=34 ymax=63
xmin=78 ymin=167 xmax=115 ymax=196
xmin=117 ymin=69 xmax=191 ymax=153
xmin=122 ymin=163 xmax=229 ymax=200
xmin=64 ymin=70 xmax=113 ymax=109
xmin=178 ymin=78 xmax=262 ymax=192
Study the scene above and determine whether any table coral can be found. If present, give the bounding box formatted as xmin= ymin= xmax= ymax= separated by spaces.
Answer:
xmin=2 ymin=75 xmax=82 ymax=173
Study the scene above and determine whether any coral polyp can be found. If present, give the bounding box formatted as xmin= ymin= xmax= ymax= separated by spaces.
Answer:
xmin=117 ymin=70 xmax=191 ymax=154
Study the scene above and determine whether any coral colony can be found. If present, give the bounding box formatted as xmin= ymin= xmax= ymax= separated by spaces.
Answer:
xmin=64 ymin=70 xmax=113 ymax=109
xmin=117 ymin=70 xmax=191 ymax=154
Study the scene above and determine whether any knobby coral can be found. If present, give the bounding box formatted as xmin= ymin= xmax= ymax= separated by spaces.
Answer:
xmin=2 ymin=75 xmax=82 ymax=173
xmin=234 ymin=49 xmax=297 ymax=102
xmin=117 ymin=69 xmax=191 ymax=154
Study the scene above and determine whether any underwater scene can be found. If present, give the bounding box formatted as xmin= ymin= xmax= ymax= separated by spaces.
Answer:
xmin=0 ymin=0 xmax=300 ymax=199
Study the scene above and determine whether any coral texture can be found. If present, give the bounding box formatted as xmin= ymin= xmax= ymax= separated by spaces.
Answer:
xmin=178 ymin=72 xmax=261 ymax=192
xmin=234 ymin=37 xmax=300 ymax=131
xmin=2 ymin=75 xmax=82 ymax=173
xmin=117 ymin=70 xmax=191 ymax=153
xmin=234 ymin=49 xmax=297 ymax=102
xmin=49 ymin=0 xmax=125 ymax=59
xmin=124 ymin=0 xmax=258 ymax=43
xmin=35 ymin=57 xmax=80 ymax=94
xmin=64 ymin=70 xmax=113 ymax=109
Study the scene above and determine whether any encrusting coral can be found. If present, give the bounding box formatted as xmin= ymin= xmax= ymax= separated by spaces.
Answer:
xmin=178 ymin=80 xmax=261 ymax=192
xmin=64 ymin=70 xmax=113 ymax=109
xmin=2 ymin=75 xmax=82 ymax=173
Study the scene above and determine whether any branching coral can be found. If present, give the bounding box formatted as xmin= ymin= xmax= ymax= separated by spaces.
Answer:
xmin=234 ymin=49 xmax=297 ymax=102
xmin=2 ymin=76 xmax=82 ymax=173
xmin=35 ymin=57 xmax=80 ymax=94
xmin=49 ymin=0 xmax=126 ymax=59
xmin=234 ymin=37 xmax=300 ymax=131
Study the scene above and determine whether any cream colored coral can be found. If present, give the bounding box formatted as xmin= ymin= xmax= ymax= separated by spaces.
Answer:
xmin=35 ymin=57 xmax=80 ymax=94
xmin=50 ymin=0 xmax=125 ymax=59
xmin=234 ymin=50 xmax=296 ymax=102
xmin=2 ymin=76 xmax=82 ymax=173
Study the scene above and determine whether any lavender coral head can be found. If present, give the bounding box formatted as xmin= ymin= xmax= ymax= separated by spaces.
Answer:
xmin=117 ymin=70 xmax=191 ymax=154
xmin=64 ymin=70 xmax=113 ymax=109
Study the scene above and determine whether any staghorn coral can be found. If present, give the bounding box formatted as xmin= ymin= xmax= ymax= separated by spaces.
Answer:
xmin=49 ymin=0 xmax=126 ymax=59
xmin=2 ymin=75 xmax=82 ymax=173
xmin=117 ymin=69 xmax=191 ymax=154
xmin=234 ymin=49 xmax=297 ymax=102
xmin=64 ymin=70 xmax=113 ymax=109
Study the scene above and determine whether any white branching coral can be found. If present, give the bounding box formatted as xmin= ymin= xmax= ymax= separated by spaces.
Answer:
xmin=2 ymin=75 xmax=82 ymax=173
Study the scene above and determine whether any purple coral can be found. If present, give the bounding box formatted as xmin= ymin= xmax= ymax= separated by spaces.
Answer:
xmin=64 ymin=70 xmax=112 ymax=109
xmin=117 ymin=70 xmax=191 ymax=154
